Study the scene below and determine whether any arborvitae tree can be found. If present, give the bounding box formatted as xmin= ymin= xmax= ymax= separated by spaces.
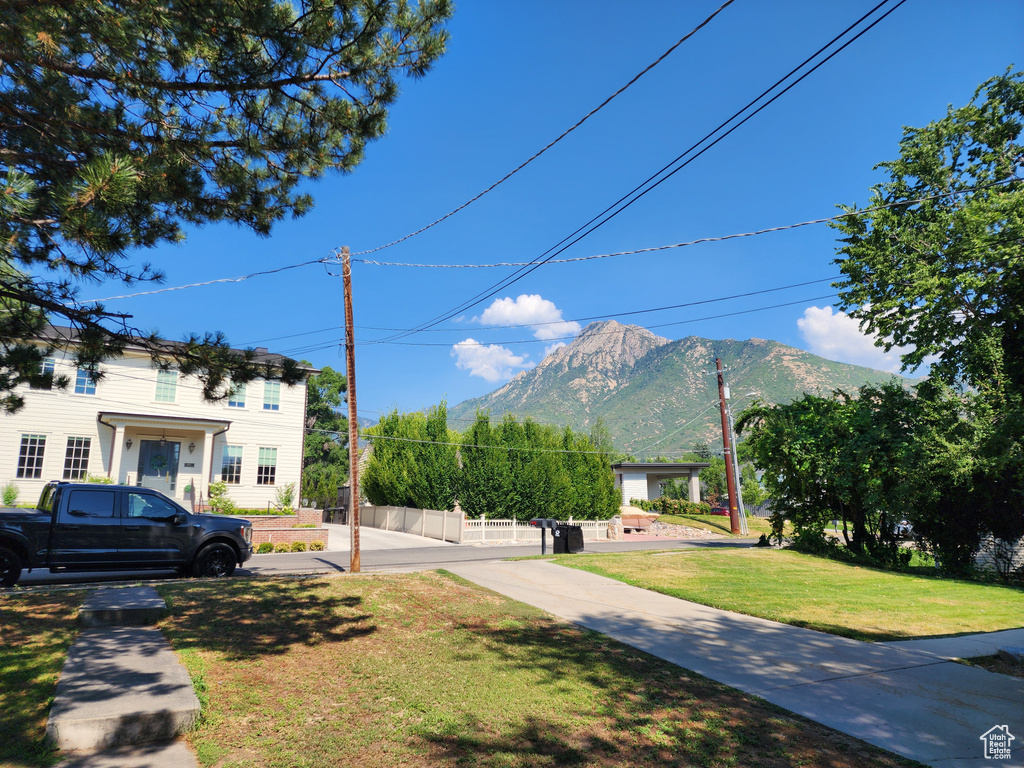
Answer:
xmin=0 ymin=0 xmax=452 ymax=410
xmin=301 ymin=365 xmax=347 ymax=509
xmin=459 ymin=413 xmax=513 ymax=519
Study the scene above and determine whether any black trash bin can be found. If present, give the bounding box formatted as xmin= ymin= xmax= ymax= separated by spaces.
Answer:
xmin=555 ymin=524 xmax=585 ymax=554
xmin=552 ymin=525 xmax=568 ymax=554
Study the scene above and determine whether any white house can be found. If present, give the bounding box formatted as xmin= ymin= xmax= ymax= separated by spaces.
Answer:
xmin=2 ymin=326 xmax=316 ymax=510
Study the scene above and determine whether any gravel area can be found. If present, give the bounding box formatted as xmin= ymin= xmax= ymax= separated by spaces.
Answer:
xmin=643 ymin=521 xmax=722 ymax=539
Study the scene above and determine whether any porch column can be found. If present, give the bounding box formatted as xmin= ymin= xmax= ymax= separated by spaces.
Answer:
xmin=107 ymin=423 xmax=121 ymax=480
xmin=689 ymin=469 xmax=701 ymax=503
xmin=202 ymin=430 xmax=216 ymax=489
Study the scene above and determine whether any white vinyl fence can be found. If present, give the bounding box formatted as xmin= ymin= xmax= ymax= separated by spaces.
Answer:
xmin=359 ymin=506 xmax=610 ymax=545
xmin=462 ymin=516 xmax=609 ymax=544
xmin=361 ymin=506 xmax=464 ymax=543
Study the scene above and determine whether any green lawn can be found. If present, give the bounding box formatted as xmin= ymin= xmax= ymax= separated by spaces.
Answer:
xmin=154 ymin=573 xmax=918 ymax=768
xmin=657 ymin=513 xmax=774 ymax=536
xmin=556 ymin=548 xmax=1024 ymax=641
xmin=0 ymin=590 xmax=85 ymax=766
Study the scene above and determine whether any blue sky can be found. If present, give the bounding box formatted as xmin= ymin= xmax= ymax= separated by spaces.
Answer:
xmin=88 ymin=1 xmax=1023 ymax=421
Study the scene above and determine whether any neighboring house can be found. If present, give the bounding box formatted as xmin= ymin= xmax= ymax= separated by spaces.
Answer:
xmin=3 ymin=326 xmax=317 ymax=509
xmin=611 ymin=462 xmax=710 ymax=505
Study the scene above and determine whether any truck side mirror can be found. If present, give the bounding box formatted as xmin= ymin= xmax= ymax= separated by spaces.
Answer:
xmin=173 ymin=512 xmax=188 ymax=526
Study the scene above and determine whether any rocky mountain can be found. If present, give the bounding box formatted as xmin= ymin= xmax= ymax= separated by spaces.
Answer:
xmin=449 ymin=320 xmax=914 ymax=456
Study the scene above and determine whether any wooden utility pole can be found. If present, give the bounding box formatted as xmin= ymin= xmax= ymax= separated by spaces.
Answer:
xmin=341 ymin=246 xmax=360 ymax=573
xmin=716 ymin=358 xmax=741 ymax=534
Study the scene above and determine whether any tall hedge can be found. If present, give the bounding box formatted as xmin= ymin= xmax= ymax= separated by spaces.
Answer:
xmin=365 ymin=408 xmax=618 ymax=520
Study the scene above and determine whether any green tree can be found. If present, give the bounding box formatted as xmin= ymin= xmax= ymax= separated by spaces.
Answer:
xmin=301 ymin=365 xmax=348 ymax=509
xmin=737 ymin=383 xmax=916 ymax=568
xmin=361 ymin=403 xmax=458 ymax=511
xmin=830 ymin=71 xmax=1024 ymax=570
xmin=0 ymin=0 xmax=452 ymax=411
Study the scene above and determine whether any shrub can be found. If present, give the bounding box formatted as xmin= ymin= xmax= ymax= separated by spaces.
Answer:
xmin=290 ymin=540 xmax=307 ymax=552
xmin=208 ymin=481 xmax=237 ymax=515
xmin=85 ymin=474 xmax=113 ymax=484
xmin=309 ymin=540 xmax=326 ymax=551
xmin=2 ymin=482 xmax=18 ymax=507
xmin=292 ymin=523 xmax=318 ymax=528
xmin=274 ymin=542 xmax=291 ymax=553
xmin=256 ymin=542 xmax=274 ymax=554
xmin=276 ymin=482 xmax=295 ymax=511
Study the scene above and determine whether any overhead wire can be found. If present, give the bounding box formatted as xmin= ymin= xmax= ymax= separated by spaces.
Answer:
xmin=374 ymin=0 xmax=908 ymax=344
xmin=344 ymin=0 xmax=738 ymax=258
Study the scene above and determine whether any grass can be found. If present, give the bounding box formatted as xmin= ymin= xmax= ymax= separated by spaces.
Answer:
xmin=556 ymin=548 xmax=1024 ymax=641
xmin=0 ymin=590 xmax=86 ymax=767
xmin=657 ymin=514 xmax=774 ymax=537
xmin=155 ymin=572 xmax=920 ymax=768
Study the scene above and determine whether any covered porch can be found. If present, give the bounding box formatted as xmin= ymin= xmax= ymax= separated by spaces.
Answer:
xmin=98 ymin=412 xmax=230 ymax=503
xmin=611 ymin=462 xmax=710 ymax=505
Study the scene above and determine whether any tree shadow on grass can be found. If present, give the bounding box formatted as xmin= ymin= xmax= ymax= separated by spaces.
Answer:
xmin=0 ymin=591 xmax=85 ymax=767
xmin=157 ymin=578 xmax=376 ymax=659
xmin=425 ymin=613 xmax=919 ymax=768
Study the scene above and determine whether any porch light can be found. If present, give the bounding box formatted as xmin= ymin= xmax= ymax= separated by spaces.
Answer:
xmin=159 ymin=432 xmax=167 ymax=447
xmin=125 ymin=438 xmax=133 ymax=450
xmin=188 ymin=441 xmax=196 ymax=454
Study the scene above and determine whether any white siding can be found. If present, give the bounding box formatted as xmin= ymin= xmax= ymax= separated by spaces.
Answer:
xmin=2 ymin=347 xmax=309 ymax=510
xmin=619 ymin=472 xmax=649 ymax=504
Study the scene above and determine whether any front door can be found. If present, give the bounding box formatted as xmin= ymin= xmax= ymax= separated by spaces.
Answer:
xmin=137 ymin=440 xmax=181 ymax=497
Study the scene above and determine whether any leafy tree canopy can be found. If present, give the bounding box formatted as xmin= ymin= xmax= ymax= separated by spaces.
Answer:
xmin=301 ymin=363 xmax=348 ymax=508
xmin=830 ymin=70 xmax=1024 ymax=402
xmin=0 ymin=0 xmax=451 ymax=409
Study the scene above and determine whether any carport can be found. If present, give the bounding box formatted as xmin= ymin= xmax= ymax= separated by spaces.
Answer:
xmin=611 ymin=462 xmax=710 ymax=505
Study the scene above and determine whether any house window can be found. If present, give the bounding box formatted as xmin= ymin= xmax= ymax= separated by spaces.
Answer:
xmin=228 ymin=383 xmax=246 ymax=408
xmin=30 ymin=357 xmax=55 ymax=390
xmin=74 ymin=368 xmax=97 ymax=395
xmin=256 ymin=447 xmax=277 ymax=485
xmin=17 ymin=434 xmax=46 ymax=478
xmin=63 ymin=437 xmax=91 ymax=480
xmin=221 ymin=445 xmax=243 ymax=484
xmin=263 ymin=381 xmax=280 ymax=411
xmin=155 ymin=370 xmax=177 ymax=402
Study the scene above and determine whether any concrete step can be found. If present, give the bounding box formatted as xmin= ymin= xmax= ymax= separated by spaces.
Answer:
xmin=56 ymin=740 xmax=198 ymax=768
xmin=47 ymin=627 xmax=201 ymax=752
xmin=79 ymin=587 xmax=167 ymax=628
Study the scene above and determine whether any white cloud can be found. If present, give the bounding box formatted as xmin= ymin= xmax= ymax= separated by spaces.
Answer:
xmin=451 ymin=338 xmax=534 ymax=382
xmin=797 ymin=306 xmax=912 ymax=373
xmin=544 ymin=341 xmax=568 ymax=356
xmin=476 ymin=294 xmax=581 ymax=341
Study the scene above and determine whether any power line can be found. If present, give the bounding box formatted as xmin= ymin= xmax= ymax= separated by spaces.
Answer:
xmin=374 ymin=0 xmax=907 ymax=344
xmin=352 ymin=179 xmax=1015 ymax=269
xmin=361 ymin=293 xmax=839 ymax=347
xmin=344 ymin=0 xmax=737 ymax=258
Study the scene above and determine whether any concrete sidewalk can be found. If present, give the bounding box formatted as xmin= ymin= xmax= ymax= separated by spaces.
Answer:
xmin=447 ymin=559 xmax=1024 ymax=768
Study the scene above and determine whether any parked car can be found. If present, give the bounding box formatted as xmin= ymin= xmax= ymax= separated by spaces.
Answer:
xmin=0 ymin=481 xmax=253 ymax=587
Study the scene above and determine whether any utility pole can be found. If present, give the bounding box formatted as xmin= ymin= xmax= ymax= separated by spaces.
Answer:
xmin=716 ymin=358 xmax=741 ymax=534
xmin=341 ymin=246 xmax=360 ymax=573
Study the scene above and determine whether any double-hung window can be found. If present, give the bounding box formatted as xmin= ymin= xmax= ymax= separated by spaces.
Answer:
xmin=256 ymin=447 xmax=277 ymax=485
xmin=74 ymin=368 xmax=97 ymax=395
xmin=30 ymin=357 xmax=55 ymax=390
xmin=228 ymin=383 xmax=246 ymax=408
xmin=221 ymin=445 xmax=243 ymax=484
xmin=263 ymin=381 xmax=280 ymax=411
xmin=63 ymin=437 xmax=91 ymax=480
xmin=155 ymin=370 xmax=177 ymax=402
xmin=17 ymin=434 xmax=46 ymax=478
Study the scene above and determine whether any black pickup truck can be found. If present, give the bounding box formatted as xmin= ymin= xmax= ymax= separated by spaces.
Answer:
xmin=0 ymin=481 xmax=253 ymax=587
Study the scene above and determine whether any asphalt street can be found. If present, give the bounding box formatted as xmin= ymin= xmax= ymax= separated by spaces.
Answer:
xmin=12 ymin=534 xmax=755 ymax=589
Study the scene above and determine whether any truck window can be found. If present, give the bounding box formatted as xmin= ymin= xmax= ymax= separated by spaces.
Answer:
xmin=127 ymin=492 xmax=179 ymax=519
xmin=38 ymin=484 xmax=57 ymax=513
xmin=65 ymin=490 xmax=116 ymax=518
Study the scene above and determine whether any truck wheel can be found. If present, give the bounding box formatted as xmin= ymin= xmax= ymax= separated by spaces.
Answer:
xmin=192 ymin=543 xmax=237 ymax=578
xmin=0 ymin=546 xmax=22 ymax=588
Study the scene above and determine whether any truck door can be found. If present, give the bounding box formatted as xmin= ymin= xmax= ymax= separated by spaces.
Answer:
xmin=120 ymin=490 xmax=192 ymax=564
xmin=52 ymin=488 xmax=120 ymax=567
